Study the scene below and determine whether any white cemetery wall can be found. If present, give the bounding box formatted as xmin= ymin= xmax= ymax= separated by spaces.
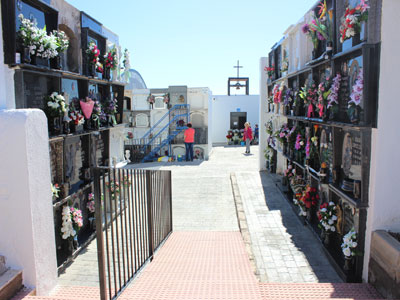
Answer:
xmin=187 ymin=87 xmax=210 ymax=110
xmin=132 ymin=89 xmax=151 ymax=110
xmin=363 ymin=0 xmax=400 ymax=281
xmin=211 ymin=95 xmax=259 ymax=144
xmin=0 ymin=109 xmax=57 ymax=295
xmin=150 ymin=109 xmax=169 ymax=129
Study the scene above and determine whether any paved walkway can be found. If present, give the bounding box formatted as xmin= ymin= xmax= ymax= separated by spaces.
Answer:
xmin=23 ymin=146 xmax=386 ymax=299
xmin=58 ymin=146 xmax=341 ymax=287
xmin=235 ymin=171 xmax=342 ymax=283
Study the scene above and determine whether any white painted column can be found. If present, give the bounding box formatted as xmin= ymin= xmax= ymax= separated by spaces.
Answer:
xmin=0 ymin=109 xmax=57 ymax=295
xmin=362 ymin=0 xmax=400 ymax=281
xmin=259 ymin=57 xmax=268 ymax=171
xmin=0 ymin=1 xmax=16 ymax=109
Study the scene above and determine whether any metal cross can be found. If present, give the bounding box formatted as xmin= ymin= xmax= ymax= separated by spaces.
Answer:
xmin=233 ymin=60 xmax=243 ymax=78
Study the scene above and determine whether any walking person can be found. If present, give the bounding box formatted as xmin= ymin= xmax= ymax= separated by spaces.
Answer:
xmin=254 ymin=124 xmax=259 ymax=145
xmin=243 ymin=122 xmax=253 ymax=154
xmin=184 ymin=122 xmax=195 ymax=161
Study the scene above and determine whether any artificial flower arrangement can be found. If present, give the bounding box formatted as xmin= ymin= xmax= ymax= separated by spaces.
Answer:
xmin=264 ymin=65 xmax=275 ymax=78
xmin=293 ymin=189 xmax=307 ymax=217
xmin=61 ymin=205 xmax=83 ymax=240
xmin=347 ymin=69 xmax=363 ymax=123
xmin=327 ymin=73 xmax=341 ymax=119
xmin=163 ymin=94 xmax=170 ymax=104
xmin=104 ymin=47 xmax=118 ymax=70
xmin=51 ymin=183 xmax=60 ymax=198
xmin=318 ymin=201 xmax=338 ymax=233
xmin=147 ymin=95 xmax=155 ymax=104
xmin=51 ymin=30 xmax=69 ymax=55
xmin=339 ymin=0 xmax=369 ymax=43
xmin=286 ymin=125 xmax=297 ymax=152
xmin=290 ymin=174 xmax=305 ymax=195
xmin=281 ymin=56 xmax=289 ymax=73
xmin=92 ymin=100 xmax=104 ymax=128
xmin=295 ymin=132 xmax=305 ymax=152
xmin=104 ymin=98 xmax=118 ymax=125
xmin=283 ymin=164 xmax=295 ymax=182
xmin=69 ymin=98 xmax=85 ymax=126
xmin=301 ymin=9 xmax=330 ymax=52
xmin=122 ymin=48 xmax=131 ymax=83
xmin=341 ymin=228 xmax=361 ymax=258
xmin=316 ymin=76 xmax=332 ymax=119
xmin=300 ymin=185 xmax=320 ymax=210
xmin=275 ymin=123 xmax=290 ymax=145
xmin=86 ymin=41 xmax=103 ymax=73
xmin=299 ymin=81 xmax=318 ymax=118
xmin=266 ymin=120 xmax=273 ymax=135
xmin=105 ymin=180 xmax=120 ymax=200
xmin=18 ymin=14 xmax=68 ymax=60
xmin=87 ymin=193 xmax=95 ymax=214
xmin=283 ymin=88 xmax=294 ymax=108
xmin=272 ymin=83 xmax=282 ymax=104
xmin=45 ymin=92 xmax=67 ymax=117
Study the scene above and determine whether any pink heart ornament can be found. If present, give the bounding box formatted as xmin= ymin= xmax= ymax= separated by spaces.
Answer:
xmin=80 ymin=100 xmax=95 ymax=119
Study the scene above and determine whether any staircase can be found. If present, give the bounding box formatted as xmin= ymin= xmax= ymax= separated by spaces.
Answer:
xmin=0 ymin=255 xmax=32 ymax=300
xmin=140 ymin=104 xmax=190 ymax=162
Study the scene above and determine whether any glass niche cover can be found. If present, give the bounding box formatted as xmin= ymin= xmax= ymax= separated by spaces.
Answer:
xmin=61 ymin=78 xmax=79 ymax=105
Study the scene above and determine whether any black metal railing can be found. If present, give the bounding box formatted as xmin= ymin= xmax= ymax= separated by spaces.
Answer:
xmin=94 ymin=168 xmax=172 ymax=300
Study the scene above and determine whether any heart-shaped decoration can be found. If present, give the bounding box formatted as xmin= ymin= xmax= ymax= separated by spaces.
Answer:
xmin=80 ymin=100 xmax=95 ymax=119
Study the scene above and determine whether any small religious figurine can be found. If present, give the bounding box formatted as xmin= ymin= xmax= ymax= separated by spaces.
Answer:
xmin=125 ymin=150 xmax=131 ymax=163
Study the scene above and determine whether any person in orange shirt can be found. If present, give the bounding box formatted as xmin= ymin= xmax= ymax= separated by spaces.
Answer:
xmin=184 ymin=122 xmax=195 ymax=161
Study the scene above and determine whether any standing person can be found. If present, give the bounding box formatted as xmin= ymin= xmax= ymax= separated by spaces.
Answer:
xmin=243 ymin=122 xmax=253 ymax=154
xmin=254 ymin=124 xmax=259 ymax=145
xmin=184 ymin=122 xmax=195 ymax=161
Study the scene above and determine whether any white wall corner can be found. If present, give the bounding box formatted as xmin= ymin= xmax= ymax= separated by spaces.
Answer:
xmin=0 ymin=109 xmax=57 ymax=295
xmin=259 ymin=57 xmax=268 ymax=171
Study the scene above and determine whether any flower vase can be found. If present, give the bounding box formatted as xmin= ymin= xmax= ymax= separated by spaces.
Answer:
xmin=307 ymin=104 xmax=314 ymax=118
xmin=348 ymin=106 xmax=361 ymax=124
xmin=89 ymin=64 xmax=96 ymax=77
xmin=84 ymin=119 xmax=92 ymax=131
xmin=22 ymin=48 xmax=31 ymax=64
xmin=343 ymin=257 xmax=353 ymax=272
xmin=312 ymin=49 xmax=318 ymax=60
xmin=92 ymin=118 xmax=100 ymax=130
xmin=323 ymin=232 xmax=331 ymax=246
xmin=282 ymin=176 xmax=288 ymax=186
xmin=274 ymin=103 xmax=279 ymax=114
xmin=326 ymin=41 xmax=333 ymax=58
xmin=53 ymin=56 xmax=62 ymax=70
xmin=104 ymin=68 xmax=111 ymax=81
xmin=50 ymin=117 xmax=62 ymax=136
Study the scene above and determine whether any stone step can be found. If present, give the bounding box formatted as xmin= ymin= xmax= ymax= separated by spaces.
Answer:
xmin=0 ymin=269 xmax=23 ymax=300
xmin=0 ymin=255 xmax=7 ymax=276
xmin=10 ymin=286 xmax=35 ymax=300
xmin=259 ymin=283 xmax=383 ymax=299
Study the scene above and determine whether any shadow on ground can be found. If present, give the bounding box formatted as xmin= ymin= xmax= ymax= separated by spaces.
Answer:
xmin=258 ymin=171 xmax=342 ymax=283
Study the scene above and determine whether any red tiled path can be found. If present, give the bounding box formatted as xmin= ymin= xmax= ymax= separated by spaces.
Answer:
xmin=21 ymin=232 xmax=383 ymax=300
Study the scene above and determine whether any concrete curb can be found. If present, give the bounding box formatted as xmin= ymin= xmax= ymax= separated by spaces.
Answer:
xmin=230 ymin=172 xmax=260 ymax=281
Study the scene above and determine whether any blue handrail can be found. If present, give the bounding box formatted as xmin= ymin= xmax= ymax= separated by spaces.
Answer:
xmin=140 ymin=103 xmax=190 ymax=162
xmin=141 ymin=104 xmax=190 ymax=139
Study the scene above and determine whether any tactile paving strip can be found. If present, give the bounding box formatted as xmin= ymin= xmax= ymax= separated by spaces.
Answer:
xmin=259 ymin=283 xmax=382 ymax=299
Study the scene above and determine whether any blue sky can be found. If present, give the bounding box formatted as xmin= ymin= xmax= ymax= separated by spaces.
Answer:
xmin=67 ymin=0 xmax=316 ymax=95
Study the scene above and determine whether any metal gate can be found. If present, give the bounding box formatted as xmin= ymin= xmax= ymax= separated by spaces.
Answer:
xmin=94 ymin=168 xmax=172 ymax=300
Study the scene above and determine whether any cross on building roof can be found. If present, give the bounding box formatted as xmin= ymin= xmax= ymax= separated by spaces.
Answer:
xmin=233 ymin=60 xmax=243 ymax=78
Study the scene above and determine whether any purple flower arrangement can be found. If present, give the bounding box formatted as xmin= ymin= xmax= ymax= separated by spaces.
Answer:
xmin=327 ymin=73 xmax=341 ymax=109
xmin=348 ymin=69 xmax=363 ymax=107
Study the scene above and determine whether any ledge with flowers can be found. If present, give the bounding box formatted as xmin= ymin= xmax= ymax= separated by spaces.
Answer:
xmin=265 ymin=0 xmax=379 ymax=127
